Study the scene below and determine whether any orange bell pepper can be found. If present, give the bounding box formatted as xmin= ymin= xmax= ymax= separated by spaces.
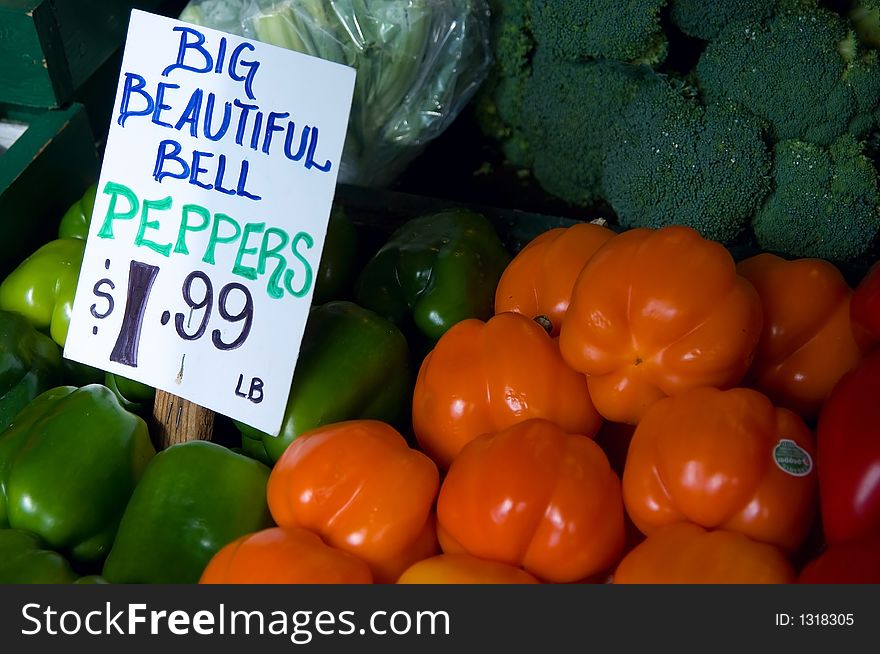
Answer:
xmin=397 ymin=553 xmax=540 ymax=584
xmin=199 ymin=526 xmax=373 ymax=584
xmin=495 ymin=223 xmax=615 ymax=336
xmin=267 ymin=420 xmax=439 ymax=583
xmin=436 ymin=418 xmax=625 ymax=583
xmin=559 ymin=226 xmax=762 ymax=424
xmin=737 ymin=253 xmax=864 ymax=419
xmin=613 ymin=522 xmax=795 ymax=584
xmin=623 ymin=386 xmax=817 ymax=552
xmin=369 ymin=513 xmax=441 ymax=584
xmin=412 ymin=311 xmax=602 ymax=469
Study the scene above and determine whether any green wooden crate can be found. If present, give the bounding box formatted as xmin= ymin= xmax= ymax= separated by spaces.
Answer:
xmin=0 ymin=0 xmax=185 ymax=108
xmin=0 ymin=102 xmax=98 ymax=277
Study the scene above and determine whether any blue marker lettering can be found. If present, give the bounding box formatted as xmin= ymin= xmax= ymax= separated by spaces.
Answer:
xmin=117 ymin=73 xmax=154 ymax=127
xmin=153 ymin=139 xmax=189 ymax=183
xmin=162 ymin=27 xmax=212 ymax=77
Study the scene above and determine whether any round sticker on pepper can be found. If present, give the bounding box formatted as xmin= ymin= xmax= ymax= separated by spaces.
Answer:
xmin=773 ymin=438 xmax=813 ymax=477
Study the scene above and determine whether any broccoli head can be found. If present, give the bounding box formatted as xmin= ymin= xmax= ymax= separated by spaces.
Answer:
xmin=752 ymin=135 xmax=880 ymax=263
xmin=531 ymin=0 xmax=668 ymax=65
xmin=669 ymin=0 xmax=816 ymax=41
xmin=602 ymin=79 xmax=771 ymax=243
xmin=520 ymin=47 xmax=662 ymax=207
xmin=473 ymin=0 xmax=535 ymax=167
xmin=475 ymin=0 xmax=676 ymax=185
xmin=697 ymin=9 xmax=880 ymax=146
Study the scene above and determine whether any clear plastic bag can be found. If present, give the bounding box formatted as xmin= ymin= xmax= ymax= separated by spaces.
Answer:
xmin=179 ymin=0 xmax=492 ymax=187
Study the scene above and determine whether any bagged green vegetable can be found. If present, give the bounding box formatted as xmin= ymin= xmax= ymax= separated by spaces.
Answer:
xmin=179 ymin=0 xmax=492 ymax=187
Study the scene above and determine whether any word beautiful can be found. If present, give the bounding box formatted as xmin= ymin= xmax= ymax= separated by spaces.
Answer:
xmin=117 ymin=26 xmax=335 ymax=201
xmin=98 ymin=182 xmax=314 ymax=300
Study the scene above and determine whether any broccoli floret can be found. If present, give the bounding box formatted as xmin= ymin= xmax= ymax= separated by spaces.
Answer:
xmin=697 ymin=9 xmax=880 ymax=146
xmin=520 ymin=47 xmax=662 ymax=206
xmin=850 ymin=0 xmax=880 ymax=49
xmin=752 ymin=135 xmax=880 ymax=262
xmin=473 ymin=0 xmax=535 ymax=167
xmin=847 ymin=50 xmax=880 ymax=135
xmin=602 ymin=79 xmax=771 ymax=243
xmin=669 ymin=0 xmax=816 ymax=41
xmin=476 ymin=0 xmax=674 ymax=171
xmin=531 ymin=0 xmax=668 ymax=65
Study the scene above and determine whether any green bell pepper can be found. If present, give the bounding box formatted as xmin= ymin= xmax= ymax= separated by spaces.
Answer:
xmin=237 ymin=300 xmax=410 ymax=463
xmin=61 ymin=360 xmax=105 ymax=388
xmin=0 ymin=310 xmax=62 ymax=433
xmin=354 ymin=209 xmax=510 ymax=342
xmin=104 ymin=372 xmax=155 ymax=415
xmin=0 ymin=528 xmax=78 ymax=584
xmin=313 ymin=202 xmax=359 ymax=304
xmin=102 ymin=441 xmax=273 ymax=584
xmin=74 ymin=575 xmax=109 ymax=584
xmin=0 ymin=384 xmax=155 ymax=563
xmin=0 ymin=238 xmax=85 ymax=348
xmin=58 ymin=183 xmax=97 ymax=240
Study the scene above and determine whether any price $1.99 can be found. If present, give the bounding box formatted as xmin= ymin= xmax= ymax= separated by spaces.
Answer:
xmin=90 ymin=259 xmax=258 ymax=400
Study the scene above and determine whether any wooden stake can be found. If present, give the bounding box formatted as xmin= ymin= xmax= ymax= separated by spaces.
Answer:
xmin=152 ymin=389 xmax=215 ymax=449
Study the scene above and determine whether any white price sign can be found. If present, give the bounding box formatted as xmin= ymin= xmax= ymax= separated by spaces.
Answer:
xmin=64 ymin=9 xmax=356 ymax=435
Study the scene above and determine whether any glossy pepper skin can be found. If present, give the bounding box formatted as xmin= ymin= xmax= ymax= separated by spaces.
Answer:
xmin=267 ymin=420 xmax=439 ymax=583
xmin=313 ymin=203 xmax=359 ymax=304
xmin=238 ymin=301 xmax=410 ymax=463
xmin=0 ymin=385 xmax=154 ymax=563
xmin=623 ymin=386 xmax=817 ymax=552
xmin=613 ymin=523 xmax=795 ymax=584
xmin=737 ymin=253 xmax=864 ymax=419
xmin=355 ymin=209 xmax=511 ymax=342
xmin=495 ymin=222 xmax=615 ymax=336
xmin=397 ymin=553 xmax=540 ymax=584
xmin=102 ymin=441 xmax=272 ymax=584
xmin=0 ymin=310 xmax=62 ymax=432
xmin=437 ymin=419 xmax=625 ymax=583
xmin=0 ymin=528 xmax=78 ymax=584
xmin=0 ymin=238 xmax=85 ymax=348
xmin=58 ymin=183 xmax=96 ymax=240
xmin=200 ymin=526 xmax=373 ymax=584
xmin=412 ymin=311 xmax=602 ymax=469
xmin=104 ymin=372 xmax=155 ymax=416
xmin=816 ymin=350 xmax=880 ymax=545
xmin=559 ymin=226 xmax=763 ymax=424
xmin=851 ymin=260 xmax=880 ymax=347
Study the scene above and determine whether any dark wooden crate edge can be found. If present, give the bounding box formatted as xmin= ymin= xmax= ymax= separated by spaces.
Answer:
xmin=0 ymin=0 xmax=191 ymax=109
xmin=0 ymin=103 xmax=99 ymax=277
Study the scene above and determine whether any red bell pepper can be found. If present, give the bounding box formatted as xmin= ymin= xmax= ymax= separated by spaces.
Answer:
xmin=816 ymin=350 xmax=880 ymax=545
xmin=797 ymin=532 xmax=880 ymax=584
xmin=851 ymin=261 xmax=880 ymax=348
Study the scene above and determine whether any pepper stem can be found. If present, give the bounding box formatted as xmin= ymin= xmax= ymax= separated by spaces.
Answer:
xmin=534 ymin=315 xmax=553 ymax=334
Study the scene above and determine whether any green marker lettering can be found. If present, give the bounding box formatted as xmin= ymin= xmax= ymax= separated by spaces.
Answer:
xmin=174 ymin=203 xmax=211 ymax=255
xmin=257 ymin=227 xmax=290 ymax=299
xmin=203 ymin=213 xmax=242 ymax=265
xmin=233 ymin=222 xmax=265 ymax=281
xmin=97 ymin=181 xmax=139 ymax=239
xmin=285 ymin=231 xmax=314 ymax=298
xmin=135 ymin=195 xmax=173 ymax=256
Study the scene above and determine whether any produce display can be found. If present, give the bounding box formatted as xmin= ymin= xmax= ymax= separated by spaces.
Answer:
xmin=2 ymin=0 xmax=880 ymax=587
